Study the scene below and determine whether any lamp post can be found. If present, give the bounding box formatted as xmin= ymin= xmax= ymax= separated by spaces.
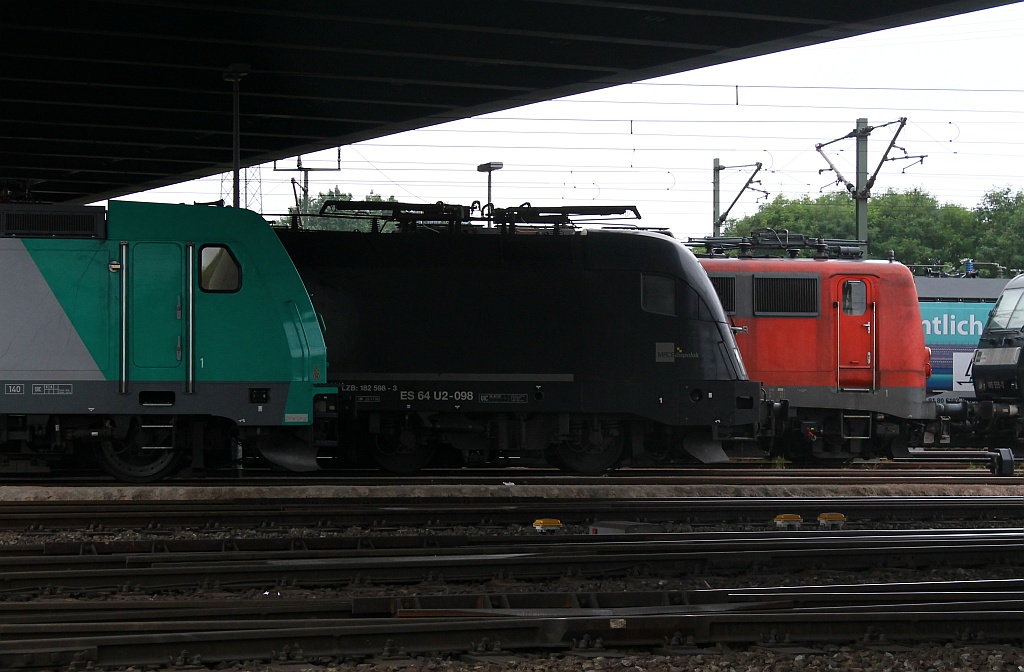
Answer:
xmin=223 ymin=63 xmax=250 ymax=208
xmin=477 ymin=161 xmax=503 ymax=226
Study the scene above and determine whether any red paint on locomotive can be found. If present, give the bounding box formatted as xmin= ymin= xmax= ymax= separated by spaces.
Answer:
xmin=698 ymin=256 xmax=932 ymax=459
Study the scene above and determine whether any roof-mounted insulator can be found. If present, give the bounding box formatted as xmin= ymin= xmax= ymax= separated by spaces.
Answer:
xmin=686 ymin=228 xmax=866 ymax=259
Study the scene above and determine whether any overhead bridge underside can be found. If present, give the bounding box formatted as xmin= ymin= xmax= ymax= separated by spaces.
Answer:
xmin=3 ymin=1 xmax=1012 ymax=205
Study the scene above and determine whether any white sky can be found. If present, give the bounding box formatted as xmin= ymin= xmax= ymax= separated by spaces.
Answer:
xmin=115 ymin=2 xmax=1024 ymax=239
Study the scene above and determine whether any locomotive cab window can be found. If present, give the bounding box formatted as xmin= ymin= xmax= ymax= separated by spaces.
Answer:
xmin=986 ymin=286 xmax=1024 ymax=330
xmin=842 ymin=280 xmax=867 ymax=316
xmin=200 ymin=245 xmax=241 ymax=292
xmin=642 ymin=273 xmax=676 ymax=316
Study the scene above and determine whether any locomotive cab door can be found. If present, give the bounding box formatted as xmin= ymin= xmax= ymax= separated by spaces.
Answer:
xmin=836 ymin=277 xmax=876 ymax=391
xmin=130 ymin=242 xmax=185 ymax=376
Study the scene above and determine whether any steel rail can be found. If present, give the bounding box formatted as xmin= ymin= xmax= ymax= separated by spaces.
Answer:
xmin=2 ymin=579 xmax=1020 ymax=625
xmin=3 ymin=599 xmax=1021 ymax=639
xmin=154 ymin=468 xmax=1024 ymax=484
xmin=0 ymin=496 xmax=1020 ymax=531
xmin=5 ymin=468 xmax=1022 ymax=490
xmin=2 ymin=609 xmax=1020 ymax=670
xmin=5 ymin=526 xmax=1017 ymax=558
xmin=0 ymin=531 xmax=1018 ymax=592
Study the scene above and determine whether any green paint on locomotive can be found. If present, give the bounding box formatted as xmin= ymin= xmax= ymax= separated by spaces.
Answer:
xmin=19 ymin=200 xmax=329 ymax=425
xmin=18 ymin=241 xmax=115 ymax=376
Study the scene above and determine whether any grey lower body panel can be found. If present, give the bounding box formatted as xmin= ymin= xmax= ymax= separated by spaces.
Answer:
xmin=0 ymin=380 xmax=296 ymax=426
xmin=766 ymin=384 xmax=936 ymax=421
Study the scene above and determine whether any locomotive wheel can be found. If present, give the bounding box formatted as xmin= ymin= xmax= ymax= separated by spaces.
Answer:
xmin=888 ymin=434 xmax=911 ymax=458
xmin=548 ymin=420 xmax=624 ymax=475
xmin=95 ymin=418 xmax=184 ymax=483
xmin=371 ymin=429 xmax=435 ymax=474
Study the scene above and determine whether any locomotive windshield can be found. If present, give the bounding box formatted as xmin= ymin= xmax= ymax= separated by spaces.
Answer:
xmin=984 ymin=286 xmax=1024 ymax=330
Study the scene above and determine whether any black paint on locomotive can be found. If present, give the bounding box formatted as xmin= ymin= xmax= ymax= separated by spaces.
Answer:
xmin=277 ymin=226 xmax=761 ymax=473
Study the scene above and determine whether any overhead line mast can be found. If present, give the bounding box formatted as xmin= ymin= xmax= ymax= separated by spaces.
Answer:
xmin=816 ymin=117 xmax=925 ymax=244
xmin=712 ymin=159 xmax=767 ymax=237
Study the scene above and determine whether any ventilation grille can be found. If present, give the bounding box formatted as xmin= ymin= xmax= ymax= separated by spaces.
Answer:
xmin=708 ymin=275 xmax=736 ymax=313
xmin=0 ymin=206 xmax=106 ymax=239
xmin=753 ymin=276 xmax=818 ymax=316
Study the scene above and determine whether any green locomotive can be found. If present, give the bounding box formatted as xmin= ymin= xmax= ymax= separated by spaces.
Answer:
xmin=0 ymin=201 xmax=332 ymax=481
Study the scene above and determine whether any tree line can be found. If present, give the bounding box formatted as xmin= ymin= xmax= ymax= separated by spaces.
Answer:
xmin=721 ymin=186 xmax=1024 ymax=278
xmin=275 ymin=188 xmax=397 ymax=231
xmin=279 ymin=184 xmax=1024 ymax=278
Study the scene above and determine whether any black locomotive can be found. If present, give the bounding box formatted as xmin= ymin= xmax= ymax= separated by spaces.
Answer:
xmin=968 ymin=273 xmax=1024 ymax=451
xmin=277 ymin=203 xmax=761 ymax=473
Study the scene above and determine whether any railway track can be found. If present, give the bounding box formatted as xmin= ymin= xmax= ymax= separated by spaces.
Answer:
xmin=0 ymin=481 xmax=1016 ymax=665
xmin=0 ymin=528 xmax=1021 ymax=590
xmin=0 ymin=489 xmax=1019 ymax=670
xmin=0 ymin=495 xmax=1020 ymax=533
xmin=0 ymin=530 xmax=1020 ymax=669
xmin=8 ymin=605 xmax=1020 ymax=671
xmin=13 ymin=459 xmax=1022 ymax=486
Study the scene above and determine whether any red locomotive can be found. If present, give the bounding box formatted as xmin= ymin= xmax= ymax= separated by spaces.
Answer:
xmin=691 ymin=232 xmax=933 ymax=461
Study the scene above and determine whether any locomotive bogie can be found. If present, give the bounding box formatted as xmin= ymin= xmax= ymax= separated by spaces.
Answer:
xmin=342 ymin=407 xmax=753 ymax=474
